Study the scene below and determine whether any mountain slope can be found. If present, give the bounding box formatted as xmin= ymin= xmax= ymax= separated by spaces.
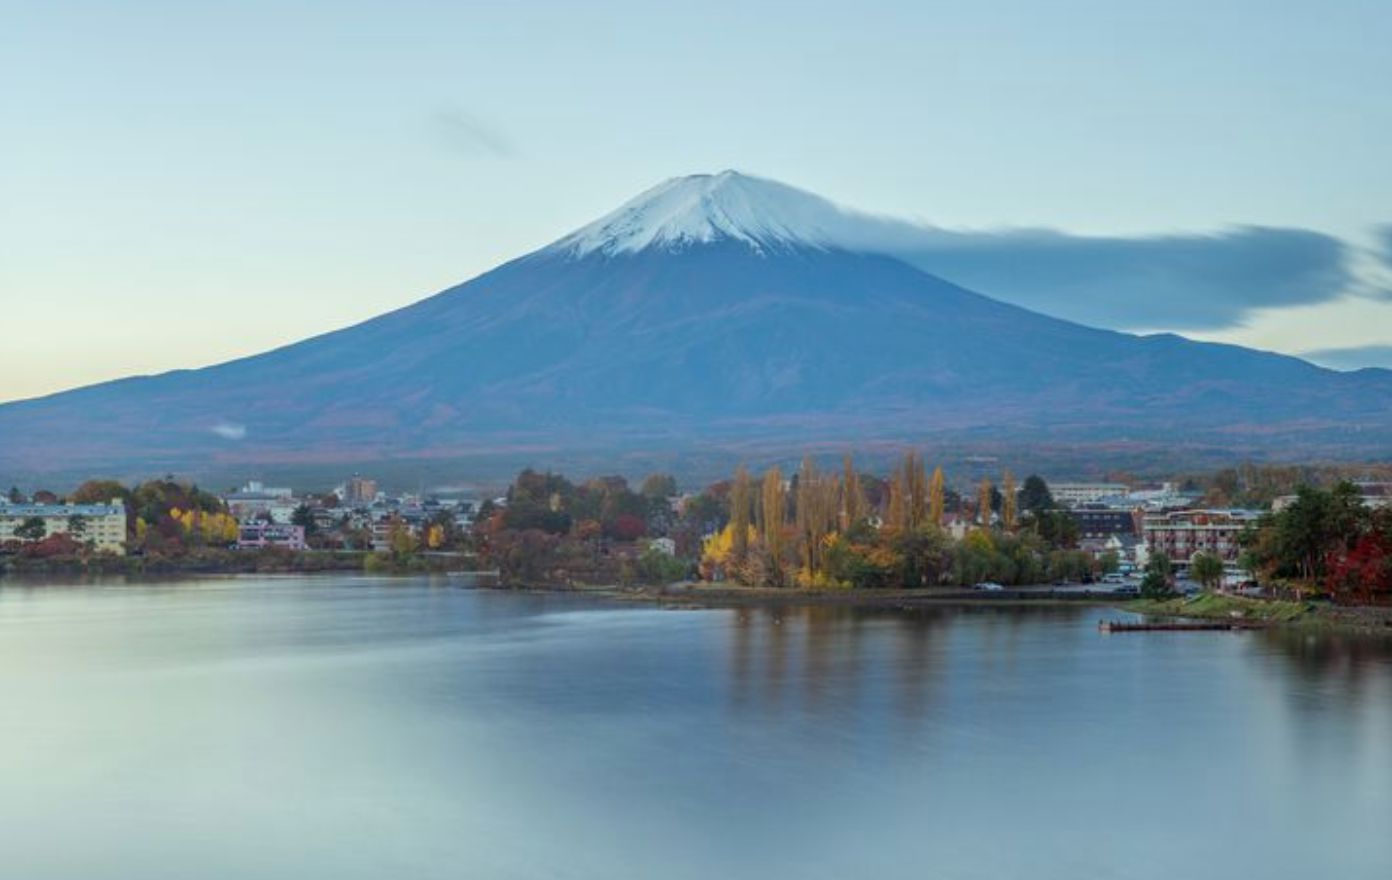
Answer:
xmin=2 ymin=172 xmax=1389 ymax=480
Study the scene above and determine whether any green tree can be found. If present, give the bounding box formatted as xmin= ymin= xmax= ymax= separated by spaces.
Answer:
xmin=13 ymin=517 xmax=47 ymax=542
xmin=1190 ymin=552 xmax=1225 ymax=592
xmin=1018 ymin=475 xmax=1053 ymax=515
xmin=639 ymin=473 xmax=678 ymax=499
xmin=65 ymin=514 xmax=89 ymax=539
xmin=291 ymin=504 xmax=318 ymax=536
xmin=1140 ymin=551 xmax=1174 ymax=599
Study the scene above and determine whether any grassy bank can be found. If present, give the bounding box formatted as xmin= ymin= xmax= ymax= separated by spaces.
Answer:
xmin=1126 ymin=593 xmax=1312 ymax=622
xmin=1125 ymin=592 xmax=1374 ymax=628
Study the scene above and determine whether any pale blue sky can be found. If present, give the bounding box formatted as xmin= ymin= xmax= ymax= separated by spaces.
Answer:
xmin=4 ymin=0 xmax=1391 ymax=401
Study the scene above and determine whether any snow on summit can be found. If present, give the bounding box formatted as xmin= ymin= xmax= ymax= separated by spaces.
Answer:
xmin=548 ymin=170 xmax=921 ymax=256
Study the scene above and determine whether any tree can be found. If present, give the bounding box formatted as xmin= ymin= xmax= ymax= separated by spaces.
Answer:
xmin=1001 ymin=471 xmax=1017 ymax=531
xmin=977 ymin=477 xmax=993 ymax=526
xmin=12 ymin=516 xmax=46 ymax=542
xmin=291 ymin=504 xmax=318 ymax=536
xmin=7 ymin=487 xmax=23 ymax=503
xmin=730 ymin=466 xmax=753 ymax=566
xmin=906 ymin=453 xmax=928 ymax=530
xmin=759 ymin=467 xmax=786 ymax=584
xmin=387 ymin=517 xmax=419 ymax=557
xmin=639 ymin=473 xmax=678 ymax=499
xmin=66 ymin=514 xmax=89 ymax=538
xmin=795 ymin=456 xmax=839 ymax=581
xmin=1098 ymin=550 xmax=1121 ymax=575
xmin=1190 ymin=552 xmax=1225 ymax=592
xmin=1019 ymin=475 xmax=1053 ymax=515
xmin=841 ymin=454 xmax=863 ymax=530
xmin=1140 ymin=552 xmax=1174 ymax=599
xmin=928 ymin=466 xmax=945 ymax=527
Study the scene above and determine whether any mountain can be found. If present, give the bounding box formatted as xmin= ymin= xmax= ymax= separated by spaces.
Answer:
xmin=2 ymin=171 xmax=1390 ymax=484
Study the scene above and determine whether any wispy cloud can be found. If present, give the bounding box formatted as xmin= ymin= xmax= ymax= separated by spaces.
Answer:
xmin=429 ymin=107 xmax=517 ymax=159
xmin=211 ymin=421 xmax=247 ymax=440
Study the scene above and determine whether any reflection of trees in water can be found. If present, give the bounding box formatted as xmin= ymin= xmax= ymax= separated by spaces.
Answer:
xmin=724 ymin=604 xmax=1096 ymax=737
xmin=1257 ymin=626 xmax=1392 ymax=706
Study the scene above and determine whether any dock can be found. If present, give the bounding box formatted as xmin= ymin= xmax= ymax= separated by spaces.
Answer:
xmin=1099 ymin=619 xmax=1269 ymax=633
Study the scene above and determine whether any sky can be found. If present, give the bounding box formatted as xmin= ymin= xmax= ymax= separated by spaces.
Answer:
xmin=3 ymin=0 xmax=1391 ymax=403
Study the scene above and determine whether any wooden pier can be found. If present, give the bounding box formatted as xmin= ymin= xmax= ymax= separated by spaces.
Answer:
xmin=1098 ymin=619 xmax=1269 ymax=633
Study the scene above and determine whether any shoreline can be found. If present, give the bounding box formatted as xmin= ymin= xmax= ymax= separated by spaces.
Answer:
xmin=6 ymin=568 xmax=1391 ymax=634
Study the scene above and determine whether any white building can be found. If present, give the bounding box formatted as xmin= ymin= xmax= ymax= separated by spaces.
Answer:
xmin=1272 ymin=482 xmax=1392 ymax=513
xmin=1049 ymin=482 xmax=1129 ymax=508
xmin=0 ymin=500 xmax=128 ymax=554
xmin=223 ymin=481 xmax=299 ymax=524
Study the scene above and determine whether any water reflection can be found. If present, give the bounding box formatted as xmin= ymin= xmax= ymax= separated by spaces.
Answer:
xmin=0 ymin=578 xmax=1388 ymax=880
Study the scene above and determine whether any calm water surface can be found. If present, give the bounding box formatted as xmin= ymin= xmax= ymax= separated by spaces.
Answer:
xmin=1 ymin=576 xmax=1389 ymax=879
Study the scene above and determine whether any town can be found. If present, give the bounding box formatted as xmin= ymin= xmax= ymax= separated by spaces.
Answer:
xmin=2 ymin=460 xmax=1389 ymax=606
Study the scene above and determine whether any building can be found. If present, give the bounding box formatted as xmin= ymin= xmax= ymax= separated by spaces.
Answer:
xmin=1272 ymin=482 xmax=1392 ymax=513
xmin=1049 ymin=482 xmax=1129 ymax=508
xmin=1141 ymin=509 xmax=1260 ymax=564
xmin=343 ymin=476 xmax=379 ymax=506
xmin=236 ymin=522 xmax=307 ymax=550
xmin=0 ymin=500 xmax=127 ymax=554
xmin=1067 ymin=504 xmax=1139 ymax=540
xmin=223 ymin=481 xmax=298 ymax=524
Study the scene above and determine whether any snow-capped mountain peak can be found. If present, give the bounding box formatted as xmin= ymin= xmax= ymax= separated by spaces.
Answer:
xmin=547 ymin=170 xmax=907 ymax=256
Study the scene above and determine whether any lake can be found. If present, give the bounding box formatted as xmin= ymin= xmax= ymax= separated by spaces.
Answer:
xmin=1 ymin=576 xmax=1389 ymax=879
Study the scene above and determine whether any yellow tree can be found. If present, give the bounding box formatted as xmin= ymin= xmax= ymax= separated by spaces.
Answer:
xmin=1001 ymin=471 xmax=1017 ymax=531
xmin=759 ymin=467 xmax=786 ymax=583
xmin=796 ymin=456 xmax=840 ymax=579
xmin=929 ymin=466 xmax=945 ymax=527
xmin=978 ymin=477 xmax=994 ymax=527
xmin=886 ymin=467 xmax=907 ymax=533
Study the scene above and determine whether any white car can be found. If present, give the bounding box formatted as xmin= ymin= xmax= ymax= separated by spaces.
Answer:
xmin=973 ymin=582 xmax=1005 ymax=592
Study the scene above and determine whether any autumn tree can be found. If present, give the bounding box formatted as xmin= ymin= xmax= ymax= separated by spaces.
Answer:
xmin=977 ymin=477 xmax=994 ymax=527
xmin=730 ymin=466 xmax=753 ymax=566
xmin=1001 ymin=471 xmax=1017 ymax=531
xmin=906 ymin=452 xmax=928 ymax=530
xmin=758 ymin=467 xmax=786 ymax=584
xmin=928 ymin=466 xmax=945 ymax=527
xmin=841 ymin=454 xmax=863 ymax=530
xmin=886 ymin=468 xmax=906 ymax=533
xmin=795 ymin=456 xmax=840 ymax=581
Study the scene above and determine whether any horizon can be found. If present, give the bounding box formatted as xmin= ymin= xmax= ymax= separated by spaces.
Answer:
xmin=5 ymin=0 xmax=1392 ymax=402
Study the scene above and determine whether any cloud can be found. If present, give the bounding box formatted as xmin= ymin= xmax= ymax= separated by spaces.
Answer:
xmin=429 ymin=108 xmax=517 ymax=159
xmin=1300 ymin=344 xmax=1392 ymax=372
xmin=211 ymin=421 xmax=247 ymax=440
xmin=881 ymin=226 xmax=1359 ymax=332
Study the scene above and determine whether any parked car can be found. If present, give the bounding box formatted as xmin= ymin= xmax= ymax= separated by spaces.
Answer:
xmin=1111 ymin=585 xmax=1140 ymax=597
xmin=973 ymin=582 xmax=1005 ymax=592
